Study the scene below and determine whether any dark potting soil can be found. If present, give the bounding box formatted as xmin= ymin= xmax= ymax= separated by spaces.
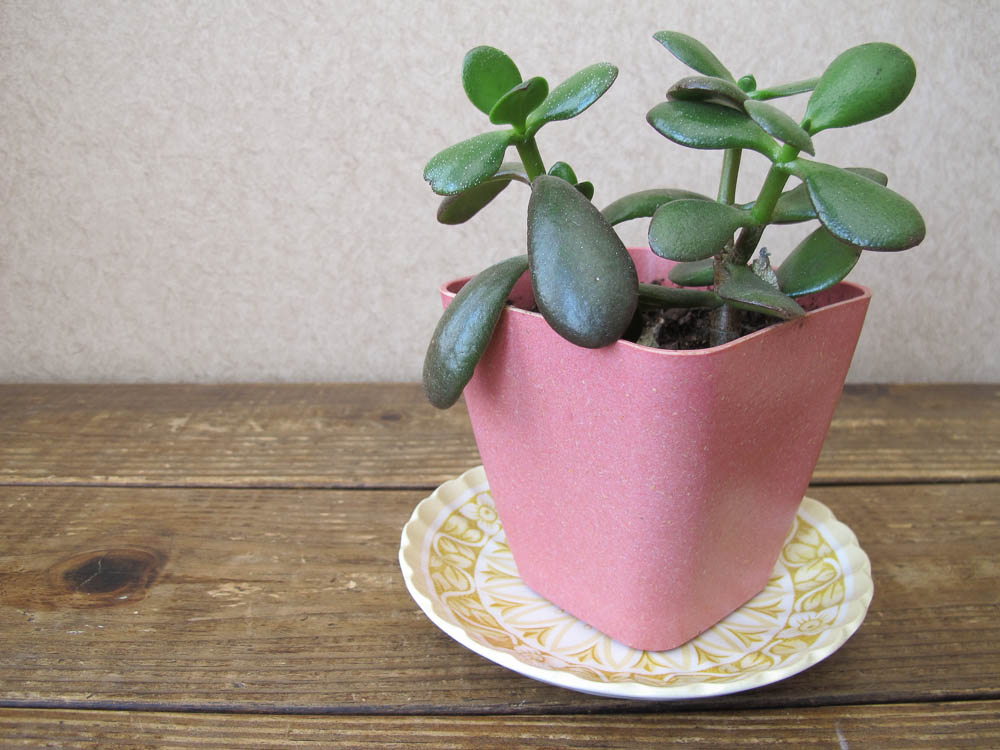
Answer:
xmin=507 ymin=284 xmax=777 ymax=351
xmin=633 ymin=305 xmax=776 ymax=350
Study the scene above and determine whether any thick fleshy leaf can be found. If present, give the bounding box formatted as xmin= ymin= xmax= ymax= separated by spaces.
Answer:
xmin=489 ymin=76 xmax=548 ymax=130
xmin=436 ymin=162 xmax=529 ymax=224
xmin=462 ymin=46 xmax=522 ymax=115
xmin=756 ymin=167 xmax=888 ymax=223
xmin=647 ymin=100 xmax=780 ymax=160
xmin=437 ymin=180 xmax=508 ymax=225
xmin=546 ymin=162 xmax=594 ymax=200
xmin=528 ymin=175 xmax=638 ymax=348
xmin=668 ymin=258 xmax=715 ymax=287
xmin=766 ymin=183 xmax=818 ymax=224
xmin=668 ymin=75 xmax=748 ymax=109
xmin=637 ymin=282 xmax=721 ymax=310
xmin=653 ymin=31 xmax=734 ymax=82
xmin=716 ymin=263 xmax=805 ymax=319
xmin=423 ymin=130 xmax=513 ymax=196
xmin=744 ymin=100 xmax=815 ymax=154
xmin=602 ymin=188 xmax=712 ymax=225
xmin=843 ymin=167 xmax=889 ymax=186
xmin=649 ymin=199 xmax=754 ymax=262
xmin=423 ymin=255 xmax=529 ymax=409
xmin=788 ymin=159 xmax=925 ymax=250
xmin=777 ymin=227 xmax=862 ymax=297
xmin=547 ymin=161 xmax=578 ymax=184
xmin=805 ymin=43 xmax=916 ymax=133
xmin=526 ymin=63 xmax=618 ymax=133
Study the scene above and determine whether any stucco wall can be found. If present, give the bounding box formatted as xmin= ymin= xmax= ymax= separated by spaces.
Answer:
xmin=2 ymin=0 xmax=997 ymax=382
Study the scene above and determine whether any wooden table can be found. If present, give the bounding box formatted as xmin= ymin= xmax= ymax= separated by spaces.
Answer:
xmin=1 ymin=383 xmax=997 ymax=747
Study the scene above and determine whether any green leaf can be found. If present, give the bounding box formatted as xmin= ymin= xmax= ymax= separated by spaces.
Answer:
xmin=423 ymin=130 xmax=514 ymax=196
xmin=489 ymin=76 xmax=549 ymax=131
xmin=528 ymin=175 xmax=638 ymax=348
xmin=526 ymin=63 xmax=618 ymax=133
xmin=744 ymin=100 xmax=815 ymax=155
xmin=602 ymin=188 xmax=712 ymax=226
xmin=547 ymin=162 xmax=593 ymax=200
xmin=637 ymin=283 xmax=721 ymax=310
xmin=776 ymin=227 xmax=862 ymax=297
xmin=462 ymin=46 xmax=522 ymax=116
xmin=437 ymin=180 xmax=508 ymax=225
xmin=668 ymin=75 xmax=748 ymax=109
xmin=805 ymin=42 xmax=916 ymax=133
xmin=647 ymin=100 xmax=780 ymax=160
xmin=756 ymin=167 xmax=888 ymax=224
xmin=423 ymin=255 xmax=529 ymax=409
xmin=788 ymin=159 xmax=925 ymax=250
xmin=766 ymin=185 xmax=815 ymax=223
xmin=653 ymin=31 xmax=734 ymax=82
xmin=436 ymin=162 xmax=529 ymax=224
xmin=547 ymin=161 xmax=578 ymax=184
xmin=668 ymin=258 xmax=715 ymax=287
xmin=648 ymin=199 xmax=754 ymax=262
xmin=843 ymin=167 xmax=889 ymax=186
xmin=717 ymin=263 xmax=805 ymax=320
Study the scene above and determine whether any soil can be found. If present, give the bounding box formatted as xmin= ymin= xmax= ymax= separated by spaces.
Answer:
xmin=633 ymin=305 xmax=776 ymax=350
xmin=508 ymin=285 xmax=778 ymax=351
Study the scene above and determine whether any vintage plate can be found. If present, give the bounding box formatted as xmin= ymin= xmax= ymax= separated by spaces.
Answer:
xmin=399 ymin=466 xmax=873 ymax=700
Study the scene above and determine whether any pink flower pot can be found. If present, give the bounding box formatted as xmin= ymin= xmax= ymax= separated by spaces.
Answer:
xmin=440 ymin=248 xmax=871 ymax=651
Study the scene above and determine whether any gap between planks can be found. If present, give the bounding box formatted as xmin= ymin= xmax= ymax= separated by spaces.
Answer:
xmin=2 ymin=477 xmax=999 ymax=491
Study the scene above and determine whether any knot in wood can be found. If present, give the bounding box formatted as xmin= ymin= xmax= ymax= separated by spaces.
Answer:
xmin=55 ymin=548 xmax=164 ymax=605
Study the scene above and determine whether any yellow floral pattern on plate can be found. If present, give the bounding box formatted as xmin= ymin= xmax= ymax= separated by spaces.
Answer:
xmin=402 ymin=467 xmax=873 ymax=698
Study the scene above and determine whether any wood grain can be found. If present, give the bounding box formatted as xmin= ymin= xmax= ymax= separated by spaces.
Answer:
xmin=1 ymin=482 xmax=996 ymax=714
xmin=822 ymin=384 xmax=1000 ymax=483
xmin=2 ymin=701 xmax=998 ymax=748
xmin=1 ymin=384 xmax=997 ymax=488
xmin=0 ymin=384 xmax=477 ymax=489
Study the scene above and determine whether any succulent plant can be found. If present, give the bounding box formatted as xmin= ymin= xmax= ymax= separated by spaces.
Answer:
xmin=422 ymin=32 xmax=925 ymax=409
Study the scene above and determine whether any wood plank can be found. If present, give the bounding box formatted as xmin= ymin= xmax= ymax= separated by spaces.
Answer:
xmin=1 ymin=384 xmax=998 ymax=489
xmin=2 ymin=702 xmax=999 ymax=748
xmin=1 ymin=483 xmax=996 ymax=713
xmin=821 ymin=384 xmax=1000 ymax=484
xmin=0 ymin=384 xmax=478 ymax=488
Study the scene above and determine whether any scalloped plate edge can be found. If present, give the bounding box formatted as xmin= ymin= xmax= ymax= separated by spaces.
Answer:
xmin=399 ymin=466 xmax=873 ymax=700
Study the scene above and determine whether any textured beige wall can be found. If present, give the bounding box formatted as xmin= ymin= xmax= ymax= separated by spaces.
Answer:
xmin=1 ymin=0 xmax=997 ymax=383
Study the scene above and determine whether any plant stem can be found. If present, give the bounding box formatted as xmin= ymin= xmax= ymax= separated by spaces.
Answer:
xmin=710 ymin=148 xmax=744 ymax=346
xmin=712 ymin=143 xmax=799 ymax=345
xmin=717 ymin=149 xmax=742 ymax=204
xmin=751 ymin=77 xmax=819 ymax=101
xmin=515 ymin=138 xmax=546 ymax=182
xmin=731 ymin=225 xmax=765 ymax=266
xmin=709 ymin=298 xmax=741 ymax=348
xmin=758 ymin=143 xmax=800 ymax=209
xmin=733 ymin=143 xmax=800 ymax=264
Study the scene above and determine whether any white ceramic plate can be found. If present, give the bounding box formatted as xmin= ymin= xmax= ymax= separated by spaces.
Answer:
xmin=399 ymin=466 xmax=873 ymax=700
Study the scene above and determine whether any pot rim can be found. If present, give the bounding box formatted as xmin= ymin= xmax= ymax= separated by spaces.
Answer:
xmin=440 ymin=265 xmax=872 ymax=357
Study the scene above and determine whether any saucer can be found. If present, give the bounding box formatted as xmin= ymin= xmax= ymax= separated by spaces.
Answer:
xmin=399 ymin=466 xmax=873 ymax=700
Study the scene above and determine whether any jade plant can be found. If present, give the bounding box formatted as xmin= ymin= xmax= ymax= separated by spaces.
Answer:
xmin=422 ymin=32 xmax=925 ymax=409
